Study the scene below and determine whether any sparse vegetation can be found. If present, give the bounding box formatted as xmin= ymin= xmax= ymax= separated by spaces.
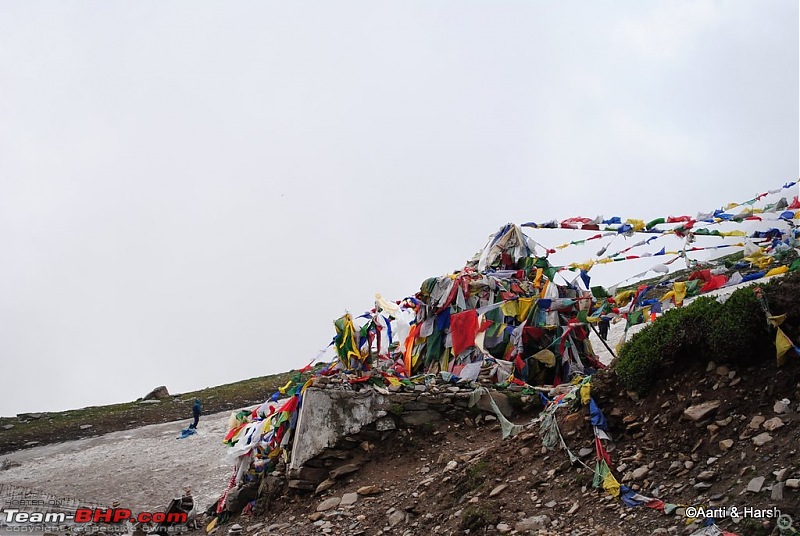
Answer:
xmin=461 ymin=505 xmax=499 ymax=530
xmin=0 ymin=370 xmax=300 ymax=454
xmin=615 ymin=285 xmax=773 ymax=393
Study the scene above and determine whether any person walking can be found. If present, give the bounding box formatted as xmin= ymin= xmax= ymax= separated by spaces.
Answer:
xmin=598 ymin=316 xmax=610 ymax=341
xmin=189 ymin=398 xmax=202 ymax=429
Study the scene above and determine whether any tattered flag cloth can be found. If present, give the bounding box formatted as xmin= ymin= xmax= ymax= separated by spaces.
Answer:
xmin=450 ymin=309 xmax=478 ymax=356
xmin=334 ymin=313 xmax=361 ymax=369
xmin=589 ymin=397 xmax=608 ymax=430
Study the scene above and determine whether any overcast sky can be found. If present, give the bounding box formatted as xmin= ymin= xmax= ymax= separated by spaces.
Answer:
xmin=0 ymin=1 xmax=797 ymax=417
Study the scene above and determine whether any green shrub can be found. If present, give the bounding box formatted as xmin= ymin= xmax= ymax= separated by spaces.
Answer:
xmin=615 ymin=287 xmax=771 ymax=393
xmin=709 ymin=288 xmax=771 ymax=364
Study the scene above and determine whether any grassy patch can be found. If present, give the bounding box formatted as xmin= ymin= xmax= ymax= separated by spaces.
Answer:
xmin=461 ymin=505 xmax=499 ymax=530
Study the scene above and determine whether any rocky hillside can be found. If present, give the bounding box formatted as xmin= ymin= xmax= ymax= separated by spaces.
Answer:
xmin=218 ymin=276 xmax=800 ymax=536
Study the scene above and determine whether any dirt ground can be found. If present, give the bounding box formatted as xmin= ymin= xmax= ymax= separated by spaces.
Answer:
xmin=241 ymin=352 xmax=800 ymax=535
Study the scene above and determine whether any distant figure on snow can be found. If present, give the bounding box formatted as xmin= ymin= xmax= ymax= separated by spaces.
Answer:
xmin=598 ymin=316 xmax=610 ymax=341
xmin=189 ymin=398 xmax=202 ymax=429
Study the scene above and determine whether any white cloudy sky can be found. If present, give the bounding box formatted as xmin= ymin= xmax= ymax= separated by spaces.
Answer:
xmin=0 ymin=1 xmax=797 ymax=417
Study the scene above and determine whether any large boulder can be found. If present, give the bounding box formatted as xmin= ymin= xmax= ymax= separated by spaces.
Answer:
xmin=143 ymin=386 xmax=170 ymax=401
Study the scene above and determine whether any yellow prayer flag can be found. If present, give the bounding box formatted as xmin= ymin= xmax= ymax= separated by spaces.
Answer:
xmin=501 ymin=300 xmax=519 ymax=317
xmin=580 ymin=382 xmax=591 ymax=405
xmin=625 ymin=218 xmax=645 ymax=231
xmin=602 ymin=472 xmax=621 ymax=498
xmin=385 ymin=376 xmax=402 ymax=387
xmin=768 ymin=314 xmax=786 ymax=327
xmin=766 ymin=265 xmax=789 ymax=277
xmin=533 ymin=268 xmax=543 ymax=288
xmin=776 ymin=327 xmax=795 ymax=367
xmin=673 ymin=282 xmax=687 ymax=306
xmin=278 ymin=379 xmax=293 ymax=395
xmin=517 ymin=297 xmax=534 ymax=322
xmin=614 ymin=290 xmax=635 ymax=307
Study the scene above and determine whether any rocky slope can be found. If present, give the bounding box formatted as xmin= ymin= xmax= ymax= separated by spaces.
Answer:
xmin=217 ymin=276 xmax=800 ymax=536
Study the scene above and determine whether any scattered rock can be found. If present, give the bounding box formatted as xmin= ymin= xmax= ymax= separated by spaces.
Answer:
xmin=773 ymin=399 xmax=790 ymax=414
xmin=489 ymin=483 xmax=508 ymax=497
xmin=357 ymin=485 xmax=382 ymax=495
xmin=762 ymin=417 xmax=784 ymax=432
xmin=329 ymin=463 xmax=360 ymax=479
xmin=747 ymin=476 xmax=765 ymax=493
xmin=387 ymin=510 xmax=405 ymax=527
xmin=79 ymin=424 xmax=93 ymax=430
xmin=515 ymin=516 xmax=551 ymax=532
xmin=719 ymin=439 xmax=734 ymax=451
xmin=2 ymin=424 xmax=14 ymax=430
xmin=496 ymin=523 xmax=512 ymax=533
xmin=715 ymin=416 xmax=732 ymax=427
xmin=315 ymin=479 xmax=336 ymax=494
xmin=752 ymin=433 xmax=773 ymax=447
xmin=748 ymin=416 xmax=766 ymax=430
xmin=785 ymin=479 xmax=800 ymax=489
xmin=631 ymin=466 xmax=650 ymax=481
xmin=772 ymin=482 xmax=784 ymax=501
xmin=340 ymin=492 xmax=358 ymax=506
xmin=775 ymin=468 xmax=789 ymax=482
xmin=316 ymin=497 xmax=341 ymax=512
xmin=697 ymin=471 xmax=715 ymax=481
xmin=683 ymin=400 xmax=721 ymax=422
xmin=567 ymin=501 xmax=580 ymax=515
